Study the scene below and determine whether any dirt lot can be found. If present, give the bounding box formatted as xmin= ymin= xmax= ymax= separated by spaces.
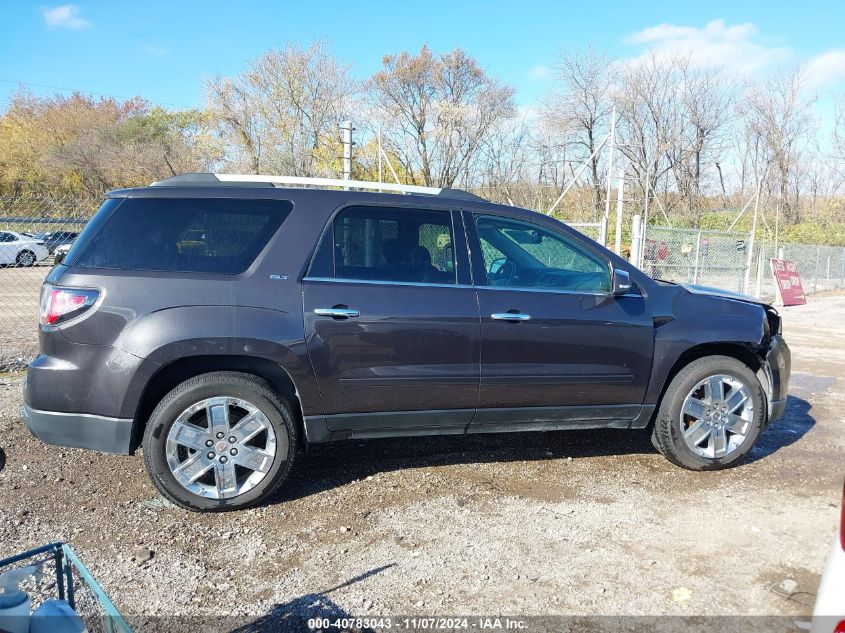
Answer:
xmin=0 ymin=293 xmax=843 ymax=630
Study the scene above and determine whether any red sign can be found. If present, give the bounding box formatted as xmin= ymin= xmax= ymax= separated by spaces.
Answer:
xmin=770 ymin=259 xmax=806 ymax=306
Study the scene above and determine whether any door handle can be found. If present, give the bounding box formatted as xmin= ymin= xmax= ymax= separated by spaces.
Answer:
xmin=491 ymin=312 xmax=531 ymax=322
xmin=314 ymin=307 xmax=360 ymax=318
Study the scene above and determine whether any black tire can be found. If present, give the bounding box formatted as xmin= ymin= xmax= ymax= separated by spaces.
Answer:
xmin=651 ymin=355 xmax=765 ymax=471
xmin=142 ymin=371 xmax=298 ymax=512
xmin=15 ymin=250 xmax=36 ymax=267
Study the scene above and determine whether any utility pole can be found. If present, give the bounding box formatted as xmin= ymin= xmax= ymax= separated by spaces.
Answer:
xmin=743 ymin=179 xmax=763 ymax=295
xmin=602 ymin=105 xmax=617 ymax=248
xmin=339 ymin=120 xmax=355 ymax=181
xmin=614 ymin=167 xmax=625 ymax=255
xmin=640 ymin=161 xmax=651 ymax=268
xmin=631 ymin=214 xmax=642 ymax=266
xmin=377 ymin=129 xmax=383 ymax=184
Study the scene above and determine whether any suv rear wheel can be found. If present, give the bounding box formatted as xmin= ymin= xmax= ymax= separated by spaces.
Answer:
xmin=142 ymin=371 xmax=297 ymax=511
xmin=651 ymin=355 xmax=765 ymax=470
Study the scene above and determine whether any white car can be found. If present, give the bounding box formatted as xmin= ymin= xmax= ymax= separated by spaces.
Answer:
xmin=0 ymin=230 xmax=50 ymax=267
xmin=812 ymin=480 xmax=845 ymax=633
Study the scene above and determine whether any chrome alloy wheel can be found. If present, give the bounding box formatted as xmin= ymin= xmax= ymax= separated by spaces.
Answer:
xmin=165 ymin=397 xmax=277 ymax=499
xmin=17 ymin=251 xmax=35 ymax=266
xmin=680 ymin=374 xmax=754 ymax=459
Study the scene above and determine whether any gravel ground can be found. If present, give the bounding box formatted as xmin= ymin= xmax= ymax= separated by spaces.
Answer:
xmin=0 ymin=264 xmax=50 ymax=371
xmin=0 ymin=293 xmax=843 ymax=631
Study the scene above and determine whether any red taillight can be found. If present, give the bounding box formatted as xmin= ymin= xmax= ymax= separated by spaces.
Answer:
xmin=835 ymin=620 xmax=845 ymax=633
xmin=39 ymin=286 xmax=100 ymax=326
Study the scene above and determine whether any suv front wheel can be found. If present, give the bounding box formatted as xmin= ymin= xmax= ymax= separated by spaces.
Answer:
xmin=651 ymin=355 xmax=766 ymax=470
xmin=142 ymin=371 xmax=298 ymax=511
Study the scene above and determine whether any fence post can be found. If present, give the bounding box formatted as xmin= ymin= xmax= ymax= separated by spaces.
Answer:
xmin=814 ymin=246 xmax=820 ymax=293
xmin=631 ymin=214 xmax=642 ymax=265
xmin=692 ymin=230 xmax=701 ymax=284
xmin=743 ymin=230 xmax=755 ymax=295
xmin=598 ymin=217 xmax=608 ymax=247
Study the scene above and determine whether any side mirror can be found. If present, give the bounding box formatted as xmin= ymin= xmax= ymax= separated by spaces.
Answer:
xmin=54 ymin=251 xmax=65 ymax=265
xmin=612 ymin=269 xmax=633 ymax=296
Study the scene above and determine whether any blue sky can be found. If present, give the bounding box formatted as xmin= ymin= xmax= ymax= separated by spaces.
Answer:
xmin=1 ymin=0 xmax=845 ymax=111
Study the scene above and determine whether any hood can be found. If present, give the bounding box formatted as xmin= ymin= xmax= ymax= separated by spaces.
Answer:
xmin=680 ymin=283 xmax=770 ymax=307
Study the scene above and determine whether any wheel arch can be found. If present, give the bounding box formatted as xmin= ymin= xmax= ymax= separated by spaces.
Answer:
xmin=129 ymin=355 xmax=305 ymax=453
xmin=648 ymin=341 xmax=767 ymax=426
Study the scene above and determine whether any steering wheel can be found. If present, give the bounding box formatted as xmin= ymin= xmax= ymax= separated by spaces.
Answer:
xmin=489 ymin=259 xmax=516 ymax=286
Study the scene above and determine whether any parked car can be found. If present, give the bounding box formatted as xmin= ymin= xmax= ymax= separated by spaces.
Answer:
xmin=22 ymin=173 xmax=791 ymax=512
xmin=37 ymin=230 xmax=79 ymax=255
xmin=53 ymin=242 xmax=72 ymax=265
xmin=0 ymin=231 xmax=50 ymax=267
xmin=812 ymin=479 xmax=845 ymax=633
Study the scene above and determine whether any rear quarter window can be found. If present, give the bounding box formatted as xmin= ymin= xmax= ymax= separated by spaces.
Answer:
xmin=70 ymin=198 xmax=291 ymax=274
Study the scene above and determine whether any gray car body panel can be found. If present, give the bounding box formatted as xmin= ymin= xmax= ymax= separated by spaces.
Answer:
xmin=23 ymin=184 xmax=791 ymax=456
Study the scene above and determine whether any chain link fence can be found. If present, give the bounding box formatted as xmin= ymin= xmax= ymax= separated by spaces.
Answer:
xmin=639 ymin=226 xmax=752 ymax=292
xmin=567 ymin=221 xmax=604 ymax=243
xmin=0 ymin=193 xmax=96 ymax=370
xmin=1 ymin=192 xmax=843 ymax=370
xmin=754 ymin=242 xmax=845 ymax=299
xmin=638 ymin=223 xmax=845 ymax=301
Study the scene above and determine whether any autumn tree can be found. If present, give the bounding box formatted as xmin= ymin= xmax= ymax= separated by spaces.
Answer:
xmin=0 ymin=91 xmax=213 ymax=200
xmin=205 ymin=41 xmax=354 ymax=176
xmin=370 ymin=45 xmax=516 ymax=188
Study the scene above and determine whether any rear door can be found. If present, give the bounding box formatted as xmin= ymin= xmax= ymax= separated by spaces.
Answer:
xmin=302 ymin=205 xmax=480 ymax=436
xmin=465 ymin=211 xmax=654 ymax=429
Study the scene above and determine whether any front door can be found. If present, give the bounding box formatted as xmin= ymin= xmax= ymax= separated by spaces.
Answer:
xmin=465 ymin=211 xmax=654 ymax=429
xmin=303 ymin=205 xmax=480 ymax=436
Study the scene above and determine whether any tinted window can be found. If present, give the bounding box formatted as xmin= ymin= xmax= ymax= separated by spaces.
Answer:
xmin=310 ymin=206 xmax=456 ymax=284
xmin=475 ymin=215 xmax=610 ymax=292
xmin=0 ymin=233 xmax=13 ymax=243
xmin=71 ymin=198 xmax=290 ymax=274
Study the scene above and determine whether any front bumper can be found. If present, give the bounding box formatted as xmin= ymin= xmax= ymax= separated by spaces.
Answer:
xmin=21 ymin=404 xmax=133 ymax=455
xmin=765 ymin=334 xmax=791 ymax=423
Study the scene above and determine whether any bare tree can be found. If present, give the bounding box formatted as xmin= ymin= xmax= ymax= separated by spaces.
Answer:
xmin=370 ymin=45 xmax=516 ymax=187
xmin=205 ymin=78 xmax=264 ymax=173
xmin=206 ymin=41 xmax=354 ymax=176
xmin=542 ymin=47 xmax=615 ymax=214
xmin=739 ymin=69 xmax=814 ymax=222
xmin=671 ymin=65 xmax=736 ymax=222
xmin=615 ymin=52 xmax=686 ymax=214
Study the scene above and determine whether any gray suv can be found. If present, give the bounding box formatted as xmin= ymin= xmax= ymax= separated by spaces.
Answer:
xmin=22 ymin=174 xmax=791 ymax=511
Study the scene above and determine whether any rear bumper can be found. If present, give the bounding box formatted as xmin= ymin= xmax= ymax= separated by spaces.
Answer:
xmin=21 ymin=404 xmax=132 ymax=455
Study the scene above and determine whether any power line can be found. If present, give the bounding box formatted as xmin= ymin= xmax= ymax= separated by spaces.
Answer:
xmin=0 ymin=78 xmax=196 ymax=110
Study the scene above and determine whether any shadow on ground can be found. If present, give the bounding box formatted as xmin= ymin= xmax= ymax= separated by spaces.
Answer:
xmin=273 ymin=395 xmax=815 ymax=505
xmin=230 ymin=565 xmax=394 ymax=632
xmin=748 ymin=394 xmax=816 ymax=462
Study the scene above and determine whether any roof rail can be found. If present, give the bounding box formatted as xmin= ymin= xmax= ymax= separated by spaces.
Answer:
xmin=150 ymin=173 xmax=486 ymax=201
